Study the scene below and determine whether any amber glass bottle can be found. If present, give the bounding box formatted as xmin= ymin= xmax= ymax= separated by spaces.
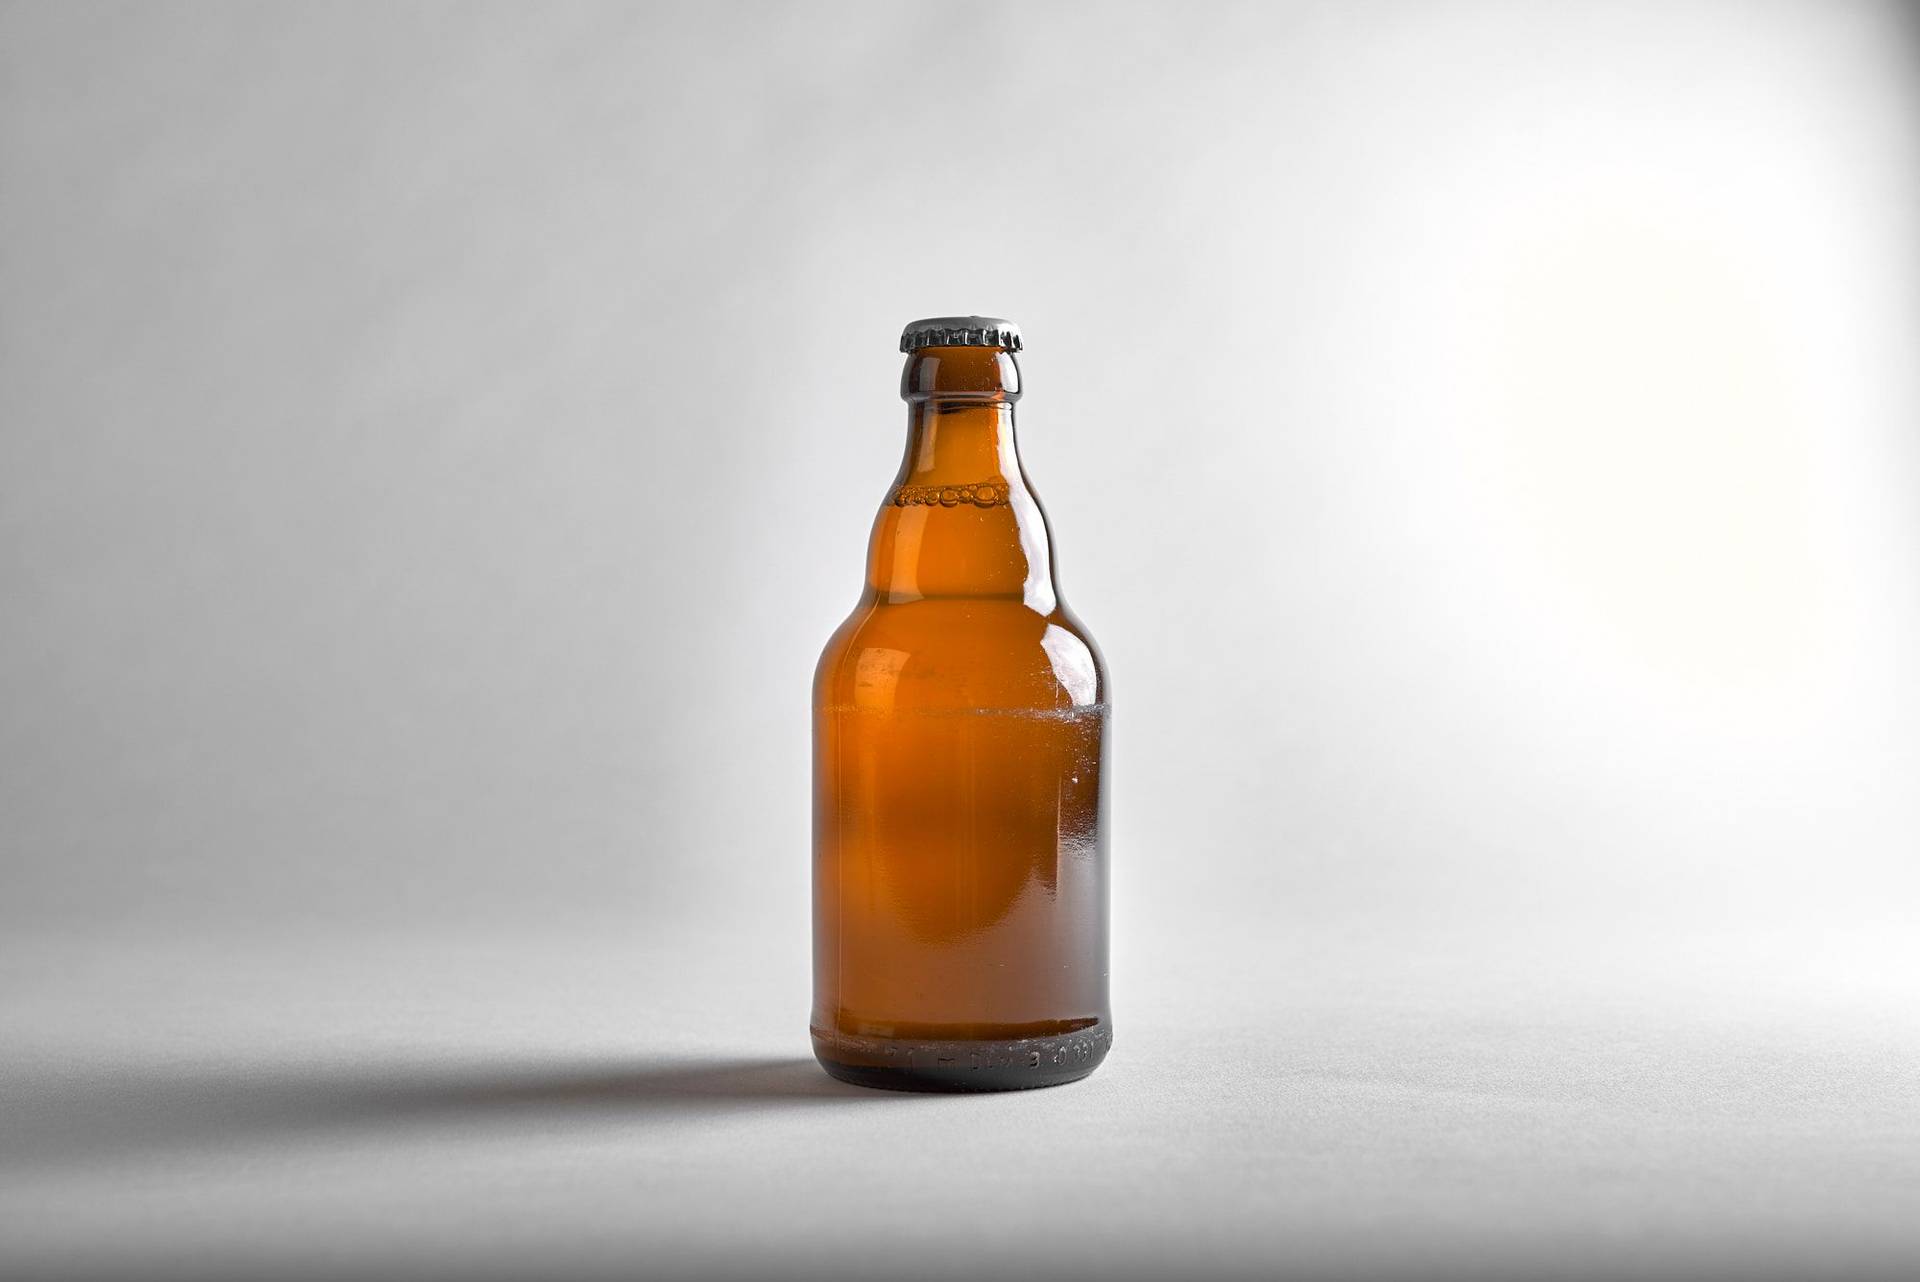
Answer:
xmin=812 ymin=317 xmax=1110 ymax=1092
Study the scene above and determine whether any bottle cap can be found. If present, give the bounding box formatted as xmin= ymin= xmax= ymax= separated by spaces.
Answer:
xmin=899 ymin=316 xmax=1022 ymax=353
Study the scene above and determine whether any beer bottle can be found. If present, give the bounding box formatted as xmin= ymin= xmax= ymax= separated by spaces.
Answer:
xmin=811 ymin=317 xmax=1111 ymax=1091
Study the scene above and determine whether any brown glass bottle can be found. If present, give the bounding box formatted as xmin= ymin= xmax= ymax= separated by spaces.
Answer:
xmin=812 ymin=317 xmax=1110 ymax=1092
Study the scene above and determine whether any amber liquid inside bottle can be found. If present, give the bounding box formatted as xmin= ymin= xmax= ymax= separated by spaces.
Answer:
xmin=812 ymin=336 xmax=1111 ymax=1092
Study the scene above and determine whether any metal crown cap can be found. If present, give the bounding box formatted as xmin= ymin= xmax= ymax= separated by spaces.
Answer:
xmin=899 ymin=316 xmax=1022 ymax=353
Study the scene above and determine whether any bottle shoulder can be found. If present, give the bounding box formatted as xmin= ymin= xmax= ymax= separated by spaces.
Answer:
xmin=815 ymin=597 xmax=1107 ymax=712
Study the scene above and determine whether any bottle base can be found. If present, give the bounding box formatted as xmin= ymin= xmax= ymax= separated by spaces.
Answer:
xmin=811 ymin=1022 xmax=1112 ymax=1093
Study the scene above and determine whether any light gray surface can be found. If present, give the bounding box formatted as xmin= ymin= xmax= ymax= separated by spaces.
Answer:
xmin=4 ymin=2 xmax=1920 ymax=1278
xmin=5 ymin=914 xmax=1918 ymax=1280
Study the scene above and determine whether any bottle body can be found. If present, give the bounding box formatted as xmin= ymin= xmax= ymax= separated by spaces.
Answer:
xmin=811 ymin=327 xmax=1111 ymax=1091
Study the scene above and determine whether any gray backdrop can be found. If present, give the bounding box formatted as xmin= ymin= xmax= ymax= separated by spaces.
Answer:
xmin=4 ymin=2 xmax=1918 ymax=1279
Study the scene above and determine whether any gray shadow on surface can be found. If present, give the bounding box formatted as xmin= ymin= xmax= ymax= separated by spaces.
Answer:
xmin=3 ymin=1054 xmax=899 ymax=1171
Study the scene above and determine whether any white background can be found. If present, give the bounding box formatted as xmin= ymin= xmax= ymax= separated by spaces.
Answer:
xmin=4 ymin=3 xmax=1918 ymax=1278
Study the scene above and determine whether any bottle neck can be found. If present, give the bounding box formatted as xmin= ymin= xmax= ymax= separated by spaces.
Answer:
xmin=898 ymin=400 xmax=1019 ymax=489
xmin=863 ymin=347 xmax=1057 ymax=609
